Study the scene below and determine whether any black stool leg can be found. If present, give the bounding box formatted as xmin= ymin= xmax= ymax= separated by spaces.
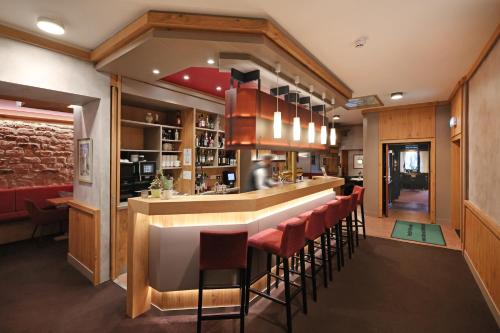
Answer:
xmin=266 ymin=253 xmax=272 ymax=295
xmin=320 ymin=234 xmax=328 ymax=288
xmin=361 ymin=204 xmax=367 ymax=239
xmin=349 ymin=214 xmax=355 ymax=254
xmin=283 ymin=257 xmax=292 ymax=333
xmin=354 ymin=209 xmax=360 ymax=247
xmin=239 ymin=268 xmax=245 ymax=333
xmin=335 ymin=224 xmax=341 ymax=271
xmin=197 ymin=270 xmax=204 ymax=333
xmin=308 ymin=240 xmax=317 ymax=302
xmin=346 ymin=218 xmax=352 ymax=259
xmin=326 ymin=228 xmax=333 ymax=281
xmin=31 ymin=224 xmax=39 ymax=239
xmin=275 ymin=255 xmax=280 ymax=289
xmin=299 ymin=249 xmax=308 ymax=314
xmin=338 ymin=223 xmax=345 ymax=266
xmin=245 ymin=248 xmax=253 ymax=315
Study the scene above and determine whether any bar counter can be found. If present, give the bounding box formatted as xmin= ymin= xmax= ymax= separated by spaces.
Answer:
xmin=127 ymin=176 xmax=344 ymax=318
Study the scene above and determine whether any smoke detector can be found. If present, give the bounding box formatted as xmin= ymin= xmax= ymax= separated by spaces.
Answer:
xmin=354 ymin=36 xmax=368 ymax=48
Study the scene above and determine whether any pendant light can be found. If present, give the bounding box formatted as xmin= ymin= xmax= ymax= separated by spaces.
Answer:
xmin=308 ymin=85 xmax=315 ymax=143
xmin=330 ymin=97 xmax=337 ymax=146
xmin=273 ymin=63 xmax=282 ymax=139
xmin=320 ymin=92 xmax=327 ymax=144
xmin=293 ymin=76 xmax=301 ymax=141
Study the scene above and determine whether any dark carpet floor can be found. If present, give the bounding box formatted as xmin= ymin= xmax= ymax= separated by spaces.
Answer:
xmin=0 ymin=237 xmax=497 ymax=333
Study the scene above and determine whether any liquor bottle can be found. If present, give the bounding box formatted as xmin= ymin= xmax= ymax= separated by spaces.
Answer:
xmin=199 ymin=114 xmax=205 ymax=128
xmin=195 ymin=135 xmax=199 ymax=147
xmin=174 ymin=129 xmax=179 ymax=141
xmin=176 ymin=112 xmax=181 ymax=126
xmin=203 ymin=132 xmax=208 ymax=147
xmin=206 ymin=114 xmax=210 ymax=129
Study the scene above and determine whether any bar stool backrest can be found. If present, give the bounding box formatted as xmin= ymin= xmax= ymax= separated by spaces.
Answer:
xmin=199 ymin=230 xmax=248 ymax=270
xmin=353 ymin=185 xmax=365 ymax=205
xmin=325 ymin=200 xmax=342 ymax=228
xmin=337 ymin=196 xmax=351 ymax=219
xmin=306 ymin=205 xmax=328 ymax=240
xmin=348 ymin=194 xmax=357 ymax=212
xmin=279 ymin=217 xmax=306 ymax=258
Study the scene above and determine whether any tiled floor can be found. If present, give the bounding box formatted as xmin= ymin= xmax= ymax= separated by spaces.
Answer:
xmin=363 ymin=209 xmax=462 ymax=250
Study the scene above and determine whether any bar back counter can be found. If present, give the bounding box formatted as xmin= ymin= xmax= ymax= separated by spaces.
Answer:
xmin=127 ymin=176 xmax=344 ymax=318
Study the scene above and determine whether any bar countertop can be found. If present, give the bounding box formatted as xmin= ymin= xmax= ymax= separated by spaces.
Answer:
xmin=128 ymin=176 xmax=344 ymax=215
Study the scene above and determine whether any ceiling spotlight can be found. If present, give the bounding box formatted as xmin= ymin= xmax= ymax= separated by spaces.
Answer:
xmin=354 ymin=36 xmax=368 ymax=48
xmin=391 ymin=92 xmax=403 ymax=100
xmin=207 ymin=58 xmax=215 ymax=65
xmin=37 ymin=17 xmax=65 ymax=35
xmin=183 ymin=74 xmax=190 ymax=80
xmin=15 ymin=101 xmax=24 ymax=107
xmin=152 ymin=69 xmax=160 ymax=75
xmin=216 ymin=86 xmax=222 ymax=91
xmin=333 ymin=115 xmax=340 ymax=120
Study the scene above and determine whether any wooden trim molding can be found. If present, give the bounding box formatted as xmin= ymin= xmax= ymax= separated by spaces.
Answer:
xmin=0 ymin=23 xmax=90 ymax=61
xmin=0 ymin=109 xmax=73 ymax=124
xmin=91 ymin=11 xmax=353 ymax=99
xmin=463 ymin=200 xmax=499 ymax=320
xmin=361 ymin=101 xmax=442 ymax=115
xmin=68 ymin=200 xmax=101 ymax=285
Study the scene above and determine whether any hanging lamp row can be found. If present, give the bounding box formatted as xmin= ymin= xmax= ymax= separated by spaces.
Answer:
xmin=272 ymin=63 xmax=338 ymax=145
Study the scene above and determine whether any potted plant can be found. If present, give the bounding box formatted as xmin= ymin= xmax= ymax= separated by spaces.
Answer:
xmin=149 ymin=174 xmax=163 ymax=198
xmin=161 ymin=174 xmax=175 ymax=199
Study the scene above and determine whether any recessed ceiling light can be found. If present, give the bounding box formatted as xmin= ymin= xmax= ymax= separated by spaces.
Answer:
xmin=15 ymin=101 xmax=24 ymax=107
xmin=333 ymin=115 xmax=340 ymax=120
xmin=207 ymin=58 xmax=215 ymax=65
xmin=354 ymin=36 xmax=368 ymax=48
xmin=183 ymin=74 xmax=190 ymax=80
xmin=216 ymin=86 xmax=222 ymax=91
xmin=67 ymin=104 xmax=80 ymax=109
xmin=391 ymin=92 xmax=403 ymax=100
xmin=36 ymin=17 xmax=65 ymax=35
xmin=152 ymin=69 xmax=160 ymax=75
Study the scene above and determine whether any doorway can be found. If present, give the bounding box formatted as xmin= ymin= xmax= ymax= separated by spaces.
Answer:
xmin=382 ymin=142 xmax=432 ymax=222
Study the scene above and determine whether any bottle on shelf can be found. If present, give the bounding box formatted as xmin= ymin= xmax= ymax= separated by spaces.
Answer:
xmin=176 ymin=112 xmax=182 ymax=126
xmin=203 ymin=132 xmax=208 ymax=147
xmin=174 ymin=129 xmax=179 ymax=141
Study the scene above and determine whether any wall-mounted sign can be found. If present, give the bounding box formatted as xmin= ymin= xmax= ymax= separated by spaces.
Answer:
xmin=183 ymin=148 xmax=192 ymax=166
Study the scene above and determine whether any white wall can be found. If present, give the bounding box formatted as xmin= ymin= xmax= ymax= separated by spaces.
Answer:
xmin=0 ymin=37 xmax=111 ymax=282
xmin=339 ymin=125 xmax=363 ymax=151
xmin=363 ymin=113 xmax=379 ymax=216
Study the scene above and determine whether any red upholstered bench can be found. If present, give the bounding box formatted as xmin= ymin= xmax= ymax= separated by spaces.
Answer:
xmin=0 ymin=184 xmax=73 ymax=224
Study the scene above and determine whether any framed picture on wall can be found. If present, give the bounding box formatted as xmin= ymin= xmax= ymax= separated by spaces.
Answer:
xmin=353 ymin=154 xmax=364 ymax=169
xmin=77 ymin=138 xmax=92 ymax=183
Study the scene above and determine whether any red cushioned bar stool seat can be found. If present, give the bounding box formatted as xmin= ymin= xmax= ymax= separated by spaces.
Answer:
xmin=352 ymin=185 xmax=367 ymax=244
xmin=245 ymin=217 xmax=307 ymax=333
xmin=197 ymin=230 xmax=248 ymax=333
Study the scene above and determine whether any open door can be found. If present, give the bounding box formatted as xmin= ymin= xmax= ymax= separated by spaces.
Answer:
xmin=382 ymin=144 xmax=390 ymax=216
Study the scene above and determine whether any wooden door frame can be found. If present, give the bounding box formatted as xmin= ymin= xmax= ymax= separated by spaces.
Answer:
xmin=378 ymin=138 xmax=436 ymax=223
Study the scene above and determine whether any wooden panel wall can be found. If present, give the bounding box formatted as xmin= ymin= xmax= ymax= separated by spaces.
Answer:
xmin=379 ymin=105 xmax=436 ymax=140
xmin=450 ymin=86 xmax=463 ymax=138
xmin=114 ymin=208 xmax=128 ymax=277
xmin=68 ymin=201 xmax=101 ymax=285
xmin=451 ymin=140 xmax=462 ymax=231
xmin=464 ymin=201 xmax=499 ymax=312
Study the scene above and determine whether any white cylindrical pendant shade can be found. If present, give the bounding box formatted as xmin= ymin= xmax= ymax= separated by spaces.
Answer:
xmin=308 ymin=122 xmax=315 ymax=143
xmin=273 ymin=111 xmax=282 ymax=139
xmin=320 ymin=125 xmax=327 ymax=144
xmin=330 ymin=127 xmax=337 ymax=146
xmin=293 ymin=117 xmax=301 ymax=141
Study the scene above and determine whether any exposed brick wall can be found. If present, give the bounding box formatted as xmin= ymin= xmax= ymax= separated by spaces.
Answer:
xmin=0 ymin=119 xmax=73 ymax=188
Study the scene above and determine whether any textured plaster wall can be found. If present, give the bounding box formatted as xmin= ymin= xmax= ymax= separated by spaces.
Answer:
xmin=363 ymin=113 xmax=379 ymax=216
xmin=468 ymin=42 xmax=500 ymax=224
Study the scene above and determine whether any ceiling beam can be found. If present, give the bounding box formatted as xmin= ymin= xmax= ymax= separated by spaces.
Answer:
xmin=91 ymin=11 xmax=353 ymax=99
xmin=361 ymin=101 xmax=446 ymax=115
xmin=0 ymin=23 xmax=90 ymax=61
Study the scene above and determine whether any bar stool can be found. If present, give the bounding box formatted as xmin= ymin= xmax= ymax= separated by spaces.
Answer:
xmin=246 ymin=217 xmax=307 ymax=333
xmin=336 ymin=195 xmax=355 ymax=259
xmin=353 ymin=185 xmax=367 ymax=244
xmin=324 ymin=199 xmax=343 ymax=278
xmin=282 ymin=205 xmax=329 ymax=302
xmin=198 ymin=230 xmax=248 ymax=333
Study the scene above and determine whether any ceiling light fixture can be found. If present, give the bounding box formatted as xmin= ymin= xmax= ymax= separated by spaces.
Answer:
xmin=308 ymin=85 xmax=315 ymax=144
xmin=36 ymin=17 xmax=65 ymax=35
xmin=330 ymin=98 xmax=337 ymax=146
xmin=354 ymin=36 xmax=368 ymax=48
xmin=292 ymin=76 xmax=301 ymax=141
xmin=273 ymin=63 xmax=282 ymax=139
xmin=15 ymin=101 xmax=23 ymax=107
xmin=391 ymin=92 xmax=403 ymax=100
xmin=183 ymin=74 xmax=190 ymax=80
xmin=216 ymin=86 xmax=222 ymax=91
xmin=207 ymin=58 xmax=215 ymax=65
xmin=320 ymin=92 xmax=327 ymax=144
xmin=152 ymin=69 xmax=160 ymax=75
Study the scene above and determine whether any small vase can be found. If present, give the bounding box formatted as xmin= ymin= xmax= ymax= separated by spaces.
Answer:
xmin=145 ymin=112 xmax=153 ymax=123
xmin=150 ymin=189 xmax=161 ymax=198
xmin=161 ymin=189 xmax=174 ymax=200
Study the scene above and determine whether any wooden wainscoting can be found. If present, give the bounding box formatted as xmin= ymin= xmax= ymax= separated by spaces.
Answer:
xmin=113 ymin=207 xmax=129 ymax=278
xmin=68 ymin=201 xmax=101 ymax=285
xmin=463 ymin=200 xmax=500 ymax=317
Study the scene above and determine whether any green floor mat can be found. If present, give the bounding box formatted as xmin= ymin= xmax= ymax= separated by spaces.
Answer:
xmin=391 ymin=220 xmax=446 ymax=246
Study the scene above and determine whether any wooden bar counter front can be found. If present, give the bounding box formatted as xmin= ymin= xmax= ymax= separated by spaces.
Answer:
xmin=127 ymin=177 xmax=344 ymax=318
